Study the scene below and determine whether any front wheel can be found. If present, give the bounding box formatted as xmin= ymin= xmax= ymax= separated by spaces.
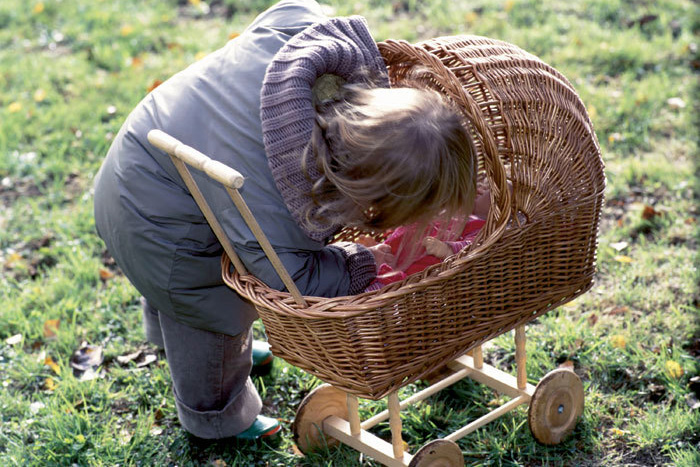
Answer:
xmin=528 ymin=368 xmax=584 ymax=444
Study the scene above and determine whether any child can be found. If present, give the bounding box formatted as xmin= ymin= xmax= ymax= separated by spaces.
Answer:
xmin=93 ymin=0 xmax=477 ymax=441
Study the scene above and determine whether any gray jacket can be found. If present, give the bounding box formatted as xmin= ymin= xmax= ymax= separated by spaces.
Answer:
xmin=94 ymin=0 xmax=382 ymax=336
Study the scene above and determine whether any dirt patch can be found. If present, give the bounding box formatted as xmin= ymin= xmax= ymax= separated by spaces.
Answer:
xmin=0 ymin=176 xmax=42 ymax=207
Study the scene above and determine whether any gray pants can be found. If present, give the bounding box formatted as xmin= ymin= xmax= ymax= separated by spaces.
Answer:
xmin=142 ymin=299 xmax=262 ymax=439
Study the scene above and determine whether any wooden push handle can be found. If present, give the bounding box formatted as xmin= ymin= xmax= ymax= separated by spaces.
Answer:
xmin=147 ymin=130 xmax=245 ymax=189
xmin=147 ymin=129 xmax=308 ymax=307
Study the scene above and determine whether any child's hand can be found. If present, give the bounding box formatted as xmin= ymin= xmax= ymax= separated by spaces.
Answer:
xmin=423 ymin=237 xmax=452 ymax=259
xmin=367 ymin=243 xmax=395 ymax=268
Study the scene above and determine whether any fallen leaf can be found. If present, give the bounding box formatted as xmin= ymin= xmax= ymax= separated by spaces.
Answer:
xmin=610 ymin=427 xmax=628 ymax=436
xmin=5 ymin=334 xmax=22 ymax=345
xmin=606 ymin=306 xmax=629 ymax=316
xmin=99 ymin=268 xmax=114 ymax=281
xmin=642 ymin=205 xmax=662 ymax=221
xmin=44 ymin=356 xmax=61 ymax=375
xmin=130 ymin=56 xmax=143 ymax=68
xmin=43 ymin=319 xmax=60 ymax=338
xmin=44 ymin=377 xmax=57 ymax=391
xmin=587 ymin=313 xmax=598 ymax=326
xmin=611 ymin=335 xmax=627 ymax=349
xmin=33 ymin=88 xmax=47 ymax=102
xmin=613 ymin=255 xmax=634 ymax=264
xmin=667 ymin=97 xmax=686 ymax=109
xmin=77 ymin=368 xmax=101 ymax=381
xmin=608 ymin=132 xmax=623 ymax=143
xmin=7 ymin=101 xmax=22 ymax=113
xmin=69 ymin=342 xmax=104 ymax=374
xmin=665 ymin=360 xmax=683 ymax=378
xmin=136 ymin=354 xmax=157 ymax=368
xmin=685 ymin=394 xmax=700 ymax=410
xmin=610 ymin=241 xmax=628 ymax=252
xmin=116 ymin=349 xmax=143 ymax=365
xmin=465 ymin=11 xmax=479 ymax=23
xmin=147 ymin=79 xmax=163 ymax=93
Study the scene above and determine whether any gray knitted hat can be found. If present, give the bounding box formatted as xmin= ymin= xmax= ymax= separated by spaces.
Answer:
xmin=260 ymin=15 xmax=390 ymax=242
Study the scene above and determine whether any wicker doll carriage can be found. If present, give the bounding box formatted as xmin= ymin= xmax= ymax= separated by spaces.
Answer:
xmin=148 ymin=34 xmax=604 ymax=467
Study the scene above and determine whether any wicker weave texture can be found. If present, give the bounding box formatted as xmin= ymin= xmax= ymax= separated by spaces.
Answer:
xmin=223 ymin=35 xmax=605 ymax=400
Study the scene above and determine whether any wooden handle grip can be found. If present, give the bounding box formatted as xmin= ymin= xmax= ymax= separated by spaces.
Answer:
xmin=147 ymin=129 xmax=245 ymax=189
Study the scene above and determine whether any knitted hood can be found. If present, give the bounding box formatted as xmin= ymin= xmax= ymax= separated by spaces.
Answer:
xmin=260 ymin=16 xmax=389 ymax=242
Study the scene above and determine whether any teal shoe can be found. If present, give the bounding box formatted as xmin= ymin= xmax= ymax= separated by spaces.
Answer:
xmin=252 ymin=340 xmax=274 ymax=375
xmin=235 ymin=415 xmax=281 ymax=441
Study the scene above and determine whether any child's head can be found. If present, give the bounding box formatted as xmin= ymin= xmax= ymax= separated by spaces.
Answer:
xmin=304 ymin=83 xmax=478 ymax=233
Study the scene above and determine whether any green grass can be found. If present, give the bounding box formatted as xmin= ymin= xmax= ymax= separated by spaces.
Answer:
xmin=1 ymin=0 xmax=698 ymax=465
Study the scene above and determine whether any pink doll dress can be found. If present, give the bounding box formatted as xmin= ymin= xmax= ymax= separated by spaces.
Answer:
xmin=365 ymin=216 xmax=485 ymax=292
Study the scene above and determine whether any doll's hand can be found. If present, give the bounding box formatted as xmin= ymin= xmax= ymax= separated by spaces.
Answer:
xmin=367 ymin=244 xmax=395 ymax=268
xmin=423 ymin=237 xmax=452 ymax=259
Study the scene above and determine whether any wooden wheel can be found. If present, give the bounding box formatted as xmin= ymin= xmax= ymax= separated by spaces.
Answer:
xmin=292 ymin=384 xmax=348 ymax=453
xmin=408 ymin=440 xmax=464 ymax=467
xmin=528 ymin=368 xmax=584 ymax=445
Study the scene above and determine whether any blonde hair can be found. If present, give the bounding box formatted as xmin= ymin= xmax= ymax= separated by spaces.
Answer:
xmin=303 ymin=81 xmax=478 ymax=237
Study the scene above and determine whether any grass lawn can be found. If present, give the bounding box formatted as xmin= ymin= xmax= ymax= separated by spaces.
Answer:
xmin=1 ymin=0 xmax=698 ymax=465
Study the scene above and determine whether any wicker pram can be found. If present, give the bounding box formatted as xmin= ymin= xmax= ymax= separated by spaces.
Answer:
xmin=223 ymin=35 xmax=604 ymax=400
xmin=149 ymin=34 xmax=604 ymax=463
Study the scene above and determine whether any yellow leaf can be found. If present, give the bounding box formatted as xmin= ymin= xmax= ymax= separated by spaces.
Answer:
xmin=44 ymin=377 xmax=56 ymax=391
xmin=8 ymin=101 xmax=22 ymax=113
xmin=44 ymin=356 xmax=61 ymax=375
xmin=610 ymin=428 xmax=626 ymax=436
xmin=504 ymin=0 xmax=515 ymax=12
xmin=464 ymin=11 xmax=479 ymax=23
xmin=665 ymin=360 xmax=683 ymax=378
xmin=608 ymin=132 xmax=622 ymax=143
xmin=614 ymin=255 xmax=634 ymax=263
xmin=228 ymin=32 xmax=240 ymax=40
xmin=6 ymin=251 xmax=22 ymax=267
xmin=43 ymin=319 xmax=60 ymax=338
xmin=611 ymin=335 xmax=626 ymax=349
xmin=194 ymin=51 xmax=207 ymax=61
xmin=33 ymin=88 xmax=47 ymax=102
xmin=188 ymin=0 xmax=201 ymax=5
xmin=32 ymin=3 xmax=45 ymax=14
xmin=120 ymin=25 xmax=134 ymax=36
xmin=588 ymin=105 xmax=597 ymax=120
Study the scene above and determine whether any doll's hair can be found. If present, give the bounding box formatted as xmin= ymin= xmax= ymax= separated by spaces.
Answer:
xmin=302 ymin=80 xmax=478 ymax=236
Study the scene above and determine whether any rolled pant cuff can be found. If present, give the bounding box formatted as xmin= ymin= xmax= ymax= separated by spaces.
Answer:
xmin=173 ymin=376 xmax=263 ymax=439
